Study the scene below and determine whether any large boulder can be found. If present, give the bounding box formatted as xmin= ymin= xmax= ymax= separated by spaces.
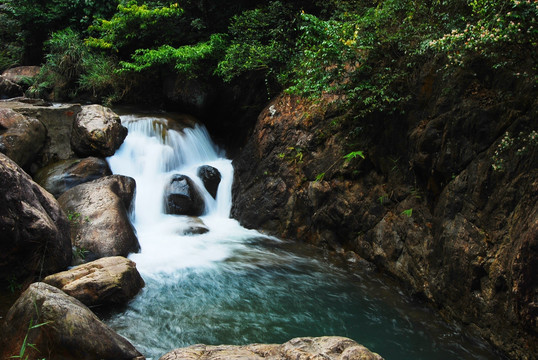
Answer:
xmin=197 ymin=165 xmax=221 ymax=199
xmin=71 ymin=104 xmax=127 ymax=157
xmin=160 ymin=336 xmax=383 ymax=360
xmin=1 ymin=66 xmax=41 ymax=85
xmin=57 ymin=175 xmax=140 ymax=261
xmin=0 ymin=153 xmax=71 ymax=285
xmin=34 ymin=157 xmax=112 ymax=198
xmin=164 ymin=174 xmax=205 ymax=216
xmin=0 ymin=282 xmax=144 ymax=360
xmin=0 ymin=107 xmax=46 ymax=169
xmin=43 ymin=256 xmax=144 ymax=308
xmin=0 ymin=100 xmax=82 ymax=168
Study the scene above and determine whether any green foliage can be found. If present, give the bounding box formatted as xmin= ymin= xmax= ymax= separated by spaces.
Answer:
xmin=492 ymin=130 xmax=538 ymax=171
xmin=119 ymin=33 xmax=226 ymax=76
xmin=86 ymin=1 xmax=184 ymax=55
xmin=401 ymin=208 xmax=413 ymax=217
xmin=11 ymin=303 xmax=49 ymax=360
xmin=215 ymin=1 xmax=297 ymax=82
xmin=427 ymin=0 xmax=538 ymax=78
xmin=343 ymin=150 xmax=365 ymax=162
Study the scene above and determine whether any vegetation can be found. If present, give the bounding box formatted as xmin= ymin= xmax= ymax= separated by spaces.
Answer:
xmin=0 ymin=0 xmax=535 ymax=107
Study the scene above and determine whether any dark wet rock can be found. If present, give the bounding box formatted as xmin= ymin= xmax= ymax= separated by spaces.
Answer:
xmin=160 ymin=336 xmax=383 ymax=360
xmin=0 ymin=107 xmax=46 ymax=169
xmin=57 ymin=175 xmax=139 ymax=262
xmin=0 ymin=76 xmax=23 ymax=99
xmin=71 ymin=104 xmax=127 ymax=157
xmin=43 ymin=256 xmax=144 ymax=308
xmin=0 ymin=282 xmax=144 ymax=360
xmin=164 ymin=174 xmax=205 ymax=216
xmin=0 ymin=153 xmax=71 ymax=285
xmin=231 ymin=72 xmax=538 ymax=359
xmin=197 ymin=165 xmax=221 ymax=198
xmin=34 ymin=157 xmax=112 ymax=198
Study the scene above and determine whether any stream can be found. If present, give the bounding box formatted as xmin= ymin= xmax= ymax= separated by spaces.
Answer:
xmin=105 ymin=113 xmax=503 ymax=360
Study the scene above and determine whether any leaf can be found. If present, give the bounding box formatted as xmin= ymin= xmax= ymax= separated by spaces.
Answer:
xmin=343 ymin=150 xmax=365 ymax=162
xmin=401 ymin=208 xmax=413 ymax=217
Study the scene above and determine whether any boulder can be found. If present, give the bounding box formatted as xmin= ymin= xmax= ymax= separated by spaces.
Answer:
xmin=34 ymin=157 xmax=112 ymax=198
xmin=160 ymin=336 xmax=383 ymax=360
xmin=0 ymin=76 xmax=23 ymax=99
xmin=57 ymin=175 xmax=140 ymax=261
xmin=1 ymin=66 xmax=41 ymax=85
xmin=164 ymin=174 xmax=205 ymax=216
xmin=0 ymin=282 xmax=144 ymax=360
xmin=71 ymin=104 xmax=127 ymax=157
xmin=178 ymin=217 xmax=210 ymax=235
xmin=0 ymin=153 xmax=71 ymax=285
xmin=43 ymin=256 xmax=144 ymax=307
xmin=197 ymin=165 xmax=221 ymax=199
xmin=0 ymin=107 xmax=46 ymax=169
xmin=0 ymin=100 xmax=82 ymax=167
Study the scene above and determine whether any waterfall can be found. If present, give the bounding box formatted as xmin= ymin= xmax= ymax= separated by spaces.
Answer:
xmin=108 ymin=114 xmax=260 ymax=276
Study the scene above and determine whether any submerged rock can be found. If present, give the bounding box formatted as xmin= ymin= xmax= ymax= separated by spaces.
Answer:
xmin=43 ymin=256 xmax=145 ymax=308
xmin=197 ymin=164 xmax=221 ymax=199
xmin=164 ymin=174 xmax=205 ymax=216
xmin=0 ymin=282 xmax=144 ymax=360
xmin=71 ymin=104 xmax=127 ymax=157
xmin=0 ymin=153 xmax=71 ymax=285
xmin=34 ymin=156 xmax=112 ymax=198
xmin=160 ymin=336 xmax=383 ymax=360
xmin=58 ymin=175 xmax=139 ymax=262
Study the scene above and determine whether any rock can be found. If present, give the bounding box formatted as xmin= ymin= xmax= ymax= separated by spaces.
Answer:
xmin=0 ymin=100 xmax=82 ymax=168
xmin=1 ymin=66 xmax=41 ymax=85
xmin=164 ymin=174 xmax=205 ymax=216
xmin=0 ymin=76 xmax=23 ymax=99
xmin=0 ymin=282 xmax=144 ymax=360
xmin=160 ymin=336 xmax=383 ymax=360
xmin=0 ymin=107 xmax=46 ymax=169
xmin=34 ymin=157 xmax=112 ymax=198
xmin=197 ymin=165 xmax=221 ymax=198
xmin=178 ymin=217 xmax=209 ymax=235
xmin=43 ymin=256 xmax=144 ymax=307
xmin=0 ymin=153 xmax=72 ymax=285
xmin=71 ymin=104 xmax=127 ymax=157
xmin=57 ymin=175 xmax=140 ymax=261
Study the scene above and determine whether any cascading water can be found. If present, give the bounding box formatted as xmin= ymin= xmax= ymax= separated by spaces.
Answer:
xmin=106 ymin=113 xmax=503 ymax=360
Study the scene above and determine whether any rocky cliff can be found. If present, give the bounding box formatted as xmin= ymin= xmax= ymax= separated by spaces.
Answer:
xmin=231 ymin=66 xmax=537 ymax=359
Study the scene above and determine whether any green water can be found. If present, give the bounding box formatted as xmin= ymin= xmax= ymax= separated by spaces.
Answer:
xmin=104 ymin=238 xmax=503 ymax=360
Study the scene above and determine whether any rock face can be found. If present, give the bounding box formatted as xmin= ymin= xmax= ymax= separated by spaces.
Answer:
xmin=232 ymin=68 xmax=538 ymax=359
xmin=58 ymin=175 xmax=140 ymax=261
xmin=197 ymin=165 xmax=221 ymax=199
xmin=0 ymin=153 xmax=71 ymax=285
xmin=43 ymin=256 xmax=144 ymax=307
xmin=160 ymin=336 xmax=383 ymax=360
xmin=71 ymin=104 xmax=127 ymax=157
xmin=34 ymin=157 xmax=112 ymax=198
xmin=0 ymin=107 xmax=46 ymax=169
xmin=164 ymin=174 xmax=205 ymax=216
xmin=0 ymin=282 xmax=144 ymax=360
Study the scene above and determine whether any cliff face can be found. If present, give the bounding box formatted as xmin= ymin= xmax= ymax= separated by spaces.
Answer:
xmin=231 ymin=66 xmax=537 ymax=359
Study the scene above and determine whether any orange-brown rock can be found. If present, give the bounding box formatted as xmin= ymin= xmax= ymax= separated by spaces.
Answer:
xmin=43 ymin=256 xmax=144 ymax=308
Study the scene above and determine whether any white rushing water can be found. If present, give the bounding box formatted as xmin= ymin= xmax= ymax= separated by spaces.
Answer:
xmin=108 ymin=115 xmax=266 ymax=278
